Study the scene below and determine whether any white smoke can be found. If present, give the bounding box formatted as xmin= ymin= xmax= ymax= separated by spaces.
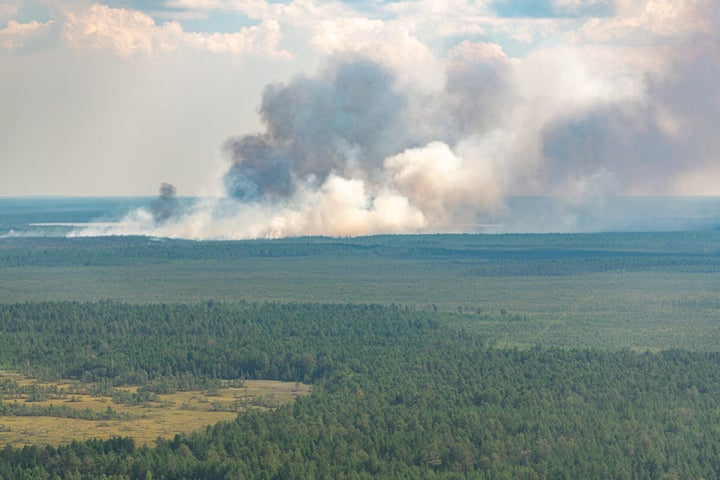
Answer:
xmin=69 ymin=0 xmax=720 ymax=239
xmin=72 ymin=141 xmax=503 ymax=239
xmin=73 ymin=50 xmax=512 ymax=239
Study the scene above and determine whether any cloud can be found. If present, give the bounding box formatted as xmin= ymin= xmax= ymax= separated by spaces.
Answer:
xmin=0 ymin=19 xmax=53 ymax=50
xmin=0 ymin=2 xmax=21 ymax=23
xmin=579 ymin=0 xmax=712 ymax=43
xmin=307 ymin=16 xmax=443 ymax=88
xmin=61 ymin=4 xmax=179 ymax=56
xmin=60 ymin=3 xmax=288 ymax=57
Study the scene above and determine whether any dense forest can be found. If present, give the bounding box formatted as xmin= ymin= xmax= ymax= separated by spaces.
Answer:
xmin=2 ymin=233 xmax=720 ymax=478
xmin=1 ymin=301 xmax=720 ymax=478
xmin=3 ymin=233 xmax=720 ymax=273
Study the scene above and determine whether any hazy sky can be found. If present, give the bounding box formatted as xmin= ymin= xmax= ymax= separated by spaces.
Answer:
xmin=1 ymin=0 xmax=719 ymax=201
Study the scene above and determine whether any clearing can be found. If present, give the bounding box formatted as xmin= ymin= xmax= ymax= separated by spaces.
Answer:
xmin=0 ymin=371 xmax=310 ymax=446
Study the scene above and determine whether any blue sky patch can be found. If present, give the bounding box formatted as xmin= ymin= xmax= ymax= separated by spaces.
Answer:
xmin=492 ymin=0 xmax=614 ymax=19
xmin=14 ymin=0 xmax=52 ymax=25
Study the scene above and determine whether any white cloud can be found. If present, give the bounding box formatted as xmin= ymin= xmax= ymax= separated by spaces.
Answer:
xmin=0 ymin=2 xmax=21 ymax=23
xmin=309 ymin=16 xmax=444 ymax=90
xmin=60 ymin=3 xmax=288 ymax=57
xmin=62 ymin=4 xmax=181 ymax=56
xmin=579 ymin=0 xmax=711 ymax=44
xmin=0 ymin=19 xmax=53 ymax=50
xmin=185 ymin=19 xmax=288 ymax=55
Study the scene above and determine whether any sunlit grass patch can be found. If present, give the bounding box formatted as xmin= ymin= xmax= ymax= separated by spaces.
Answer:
xmin=0 ymin=372 xmax=310 ymax=447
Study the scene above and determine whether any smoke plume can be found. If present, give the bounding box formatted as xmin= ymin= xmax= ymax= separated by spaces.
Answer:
xmin=150 ymin=182 xmax=179 ymax=225
xmin=71 ymin=0 xmax=720 ymax=239
xmin=223 ymin=56 xmax=412 ymax=203
xmin=106 ymin=51 xmax=505 ymax=239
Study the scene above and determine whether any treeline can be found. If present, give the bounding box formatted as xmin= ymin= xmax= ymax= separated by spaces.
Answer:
xmin=0 ymin=301 xmax=436 ymax=385
xmin=0 ymin=237 xmax=372 ymax=267
xmin=3 ymin=232 xmax=720 ymax=274
xmin=3 ymin=302 xmax=720 ymax=477
xmin=0 ymin=402 xmax=133 ymax=421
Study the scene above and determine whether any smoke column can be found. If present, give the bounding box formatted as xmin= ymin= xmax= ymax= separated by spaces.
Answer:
xmin=71 ymin=1 xmax=720 ymax=239
xmin=223 ymin=57 xmax=411 ymax=203
xmin=73 ymin=51 xmax=507 ymax=239
xmin=150 ymin=182 xmax=179 ymax=225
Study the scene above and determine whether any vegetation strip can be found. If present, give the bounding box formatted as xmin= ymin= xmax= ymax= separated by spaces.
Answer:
xmin=1 ymin=233 xmax=720 ymax=477
xmin=0 ymin=302 xmax=719 ymax=476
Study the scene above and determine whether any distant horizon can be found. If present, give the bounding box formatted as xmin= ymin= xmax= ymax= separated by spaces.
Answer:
xmin=2 ymin=196 xmax=718 ymax=239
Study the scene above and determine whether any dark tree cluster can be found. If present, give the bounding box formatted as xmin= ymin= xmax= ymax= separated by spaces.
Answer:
xmin=0 ymin=302 xmax=720 ymax=477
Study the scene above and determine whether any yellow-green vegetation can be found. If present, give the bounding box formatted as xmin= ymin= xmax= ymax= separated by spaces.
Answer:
xmin=0 ymin=372 xmax=309 ymax=447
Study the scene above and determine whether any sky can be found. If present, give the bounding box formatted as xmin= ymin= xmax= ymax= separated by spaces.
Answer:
xmin=1 ymin=0 xmax=719 ymax=237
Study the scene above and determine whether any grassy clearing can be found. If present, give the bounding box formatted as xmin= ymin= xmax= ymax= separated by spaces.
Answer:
xmin=0 ymin=372 xmax=309 ymax=447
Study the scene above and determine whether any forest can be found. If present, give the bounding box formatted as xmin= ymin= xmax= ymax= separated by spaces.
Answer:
xmin=1 ymin=233 xmax=720 ymax=478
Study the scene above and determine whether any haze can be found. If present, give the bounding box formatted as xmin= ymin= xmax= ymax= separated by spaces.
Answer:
xmin=2 ymin=0 xmax=719 ymax=237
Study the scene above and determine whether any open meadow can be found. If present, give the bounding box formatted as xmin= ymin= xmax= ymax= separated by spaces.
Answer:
xmin=0 ymin=371 xmax=308 ymax=447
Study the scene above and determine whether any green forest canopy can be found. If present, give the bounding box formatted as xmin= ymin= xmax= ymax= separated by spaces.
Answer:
xmin=1 ymin=233 xmax=720 ymax=478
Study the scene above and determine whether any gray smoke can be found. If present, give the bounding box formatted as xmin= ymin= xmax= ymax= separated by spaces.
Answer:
xmin=222 ymin=47 xmax=512 ymax=205
xmin=71 ymin=2 xmax=720 ymax=239
xmin=539 ymin=2 xmax=720 ymax=197
xmin=223 ymin=56 xmax=413 ymax=202
xmin=434 ymin=41 xmax=514 ymax=146
xmin=150 ymin=182 xmax=179 ymax=224
xmin=540 ymin=105 xmax=683 ymax=194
